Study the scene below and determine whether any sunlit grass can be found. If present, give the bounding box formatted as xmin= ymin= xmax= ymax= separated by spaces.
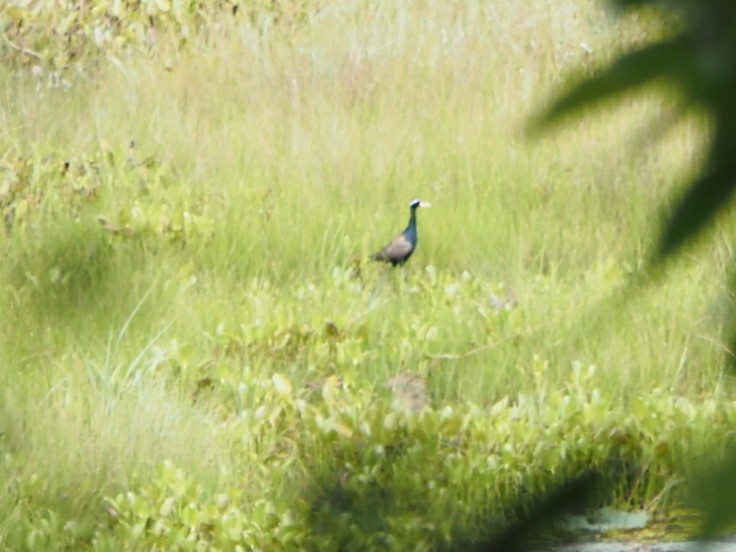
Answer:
xmin=0 ymin=0 xmax=730 ymax=548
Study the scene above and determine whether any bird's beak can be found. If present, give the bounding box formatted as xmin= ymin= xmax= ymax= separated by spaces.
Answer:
xmin=419 ymin=201 xmax=432 ymax=208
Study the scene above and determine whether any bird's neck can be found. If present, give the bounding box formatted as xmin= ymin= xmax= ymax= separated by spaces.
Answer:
xmin=404 ymin=208 xmax=418 ymax=238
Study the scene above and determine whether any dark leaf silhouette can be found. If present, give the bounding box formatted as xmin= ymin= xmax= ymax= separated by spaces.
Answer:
xmin=691 ymin=445 xmax=736 ymax=539
xmin=535 ymin=0 xmax=736 ymax=543
xmin=537 ymin=0 xmax=736 ymax=260
xmin=471 ymin=471 xmax=606 ymax=552
xmin=658 ymin=154 xmax=736 ymax=260
xmin=533 ymin=38 xmax=694 ymax=131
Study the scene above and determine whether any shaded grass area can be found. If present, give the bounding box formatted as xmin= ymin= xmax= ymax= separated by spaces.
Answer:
xmin=0 ymin=0 xmax=733 ymax=549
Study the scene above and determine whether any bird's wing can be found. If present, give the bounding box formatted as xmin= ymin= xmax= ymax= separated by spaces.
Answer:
xmin=382 ymin=235 xmax=413 ymax=259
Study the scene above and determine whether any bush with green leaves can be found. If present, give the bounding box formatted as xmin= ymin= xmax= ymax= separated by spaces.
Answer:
xmin=13 ymin=364 xmax=731 ymax=550
xmin=1 ymin=0 xmax=317 ymax=83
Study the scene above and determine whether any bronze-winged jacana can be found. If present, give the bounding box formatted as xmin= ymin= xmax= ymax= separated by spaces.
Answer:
xmin=370 ymin=198 xmax=431 ymax=266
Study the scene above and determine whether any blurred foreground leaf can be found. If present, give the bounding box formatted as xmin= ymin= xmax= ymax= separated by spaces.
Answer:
xmin=691 ymin=445 xmax=736 ymax=539
xmin=474 ymin=471 xmax=605 ymax=552
xmin=536 ymin=0 xmax=736 ymax=261
xmin=535 ymin=0 xmax=736 ymax=544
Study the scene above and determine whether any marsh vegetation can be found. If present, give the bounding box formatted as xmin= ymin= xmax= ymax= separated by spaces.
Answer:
xmin=0 ymin=1 xmax=733 ymax=549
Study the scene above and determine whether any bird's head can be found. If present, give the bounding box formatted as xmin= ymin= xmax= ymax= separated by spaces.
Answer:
xmin=409 ymin=198 xmax=431 ymax=209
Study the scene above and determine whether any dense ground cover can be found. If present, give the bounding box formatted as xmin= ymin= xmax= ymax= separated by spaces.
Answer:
xmin=1 ymin=1 xmax=734 ymax=549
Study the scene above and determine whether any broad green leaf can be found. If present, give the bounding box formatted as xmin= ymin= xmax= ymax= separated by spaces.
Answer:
xmin=559 ymin=507 xmax=650 ymax=532
xmin=272 ymin=373 xmax=292 ymax=397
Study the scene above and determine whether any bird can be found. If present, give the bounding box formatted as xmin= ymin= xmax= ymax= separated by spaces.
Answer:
xmin=370 ymin=198 xmax=431 ymax=266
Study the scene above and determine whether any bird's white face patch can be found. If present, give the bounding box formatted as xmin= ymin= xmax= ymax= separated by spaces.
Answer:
xmin=409 ymin=198 xmax=431 ymax=208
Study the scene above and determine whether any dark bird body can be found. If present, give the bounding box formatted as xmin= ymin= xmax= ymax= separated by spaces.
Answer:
xmin=371 ymin=199 xmax=430 ymax=266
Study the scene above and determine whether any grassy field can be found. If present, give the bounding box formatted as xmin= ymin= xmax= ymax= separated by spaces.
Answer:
xmin=0 ymin=1 xmax=734 ymax=549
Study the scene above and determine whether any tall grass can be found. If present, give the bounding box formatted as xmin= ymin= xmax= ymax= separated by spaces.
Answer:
xmin=0 ymin=0 xmax=730 ymax=547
